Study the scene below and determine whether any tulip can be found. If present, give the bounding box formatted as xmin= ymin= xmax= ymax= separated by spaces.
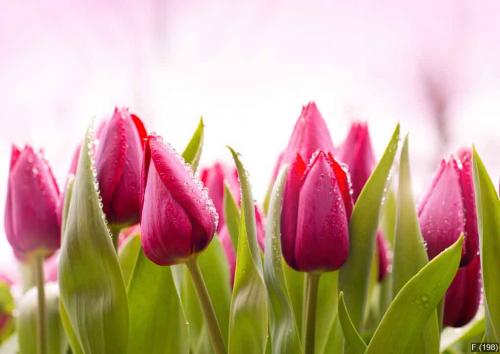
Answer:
xmin=418 ymin=149 xmax=478 ymax=266
xmin=95 ymin=107 xmax=147 ymax=228
xmin=339 ymin=122 xmax=390 ymax=281
xmin=4 ymin=145 xmax=61 ymax=257
xmin=200 ymin=162 xmax=240 ymax=230
xmin=281 ymin=151 xmax=352 ymax=272
xmin=140 ymin=134 xmax=218 ymax=266
xmin=220 ymin=206 xmax=265 ymax=285
xmin=271 ymin=102 xmax=334 ymax=182
xmin=443 ymin=255 xmax=481 ymax=327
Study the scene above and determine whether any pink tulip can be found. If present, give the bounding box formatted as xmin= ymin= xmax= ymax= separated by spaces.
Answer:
xmin=418 ymin=149 xmax=478 ymax=266
xmin=281 ymin=151 xmax=352 ymax=272
xmin=271 ymin=102 xmax=334 ymax=181
xmin=95 ymin=107 xmax=147 ymax=227
xmin=140 ymin=134 xmax=218 ymax=265
xmin=443 ymin=255 xmax=481 ymax=327
xmin=200 ymin=162 xmax=240 ymax=231
xmin=339 ymin=122 xmax=390 ymax=281
xmin=4 ymin=145 xmax=60 ymax=257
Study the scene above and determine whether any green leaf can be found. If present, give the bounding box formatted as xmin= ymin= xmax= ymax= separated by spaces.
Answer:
xmin=338 ymin=292 xmax=367 ymax=354
xmin=224 ymin=183 xmax=240 ymax=249
xmin=182 ymin=237 xmax=231 ymax=353
xmin=127 ymin=250 xmax=189 ymax=354
xmin=440 ymin=316 xmax=485 ymax=352
xmin=0 ymin=280 xmax=14 ymax=344
xmin=228 ymin=148 xmax=268 ymax=354
xmin=283 ymin=265 xmax=304 ymax=338
xmin=229 ymin=215 xmax=269 ymax=354
xmin=59 ymin=126 xmax=128 ymax=354
xmin=17 ymin=284 xmax=67 ymax=354
xmin=181 ymin=117 xmax=204 ymax=172
xmin=392 ymin=136 xmax=439 ymax=354
xmin=366 ymin=236 xmax=463 ymax=354
xmin=59 ymin=301 xmax=84 ymax=354
xmin=118 ymin=234 xmax=141 ymax=288
xmin=339 ymin=124 xmax=400 ymax=328
xmin=263 ymin=166 xmax=302 ymax=354
xmin=472 ymin=147 xmax=500 ymax=342
xmin=323 ymin=316 xmax=344 ymax=354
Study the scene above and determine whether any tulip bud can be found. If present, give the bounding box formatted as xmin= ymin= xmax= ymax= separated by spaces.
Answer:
xmin=271 ymin=102 xmax=334 ymax=181
xmin=4 ymin=145 xmax=61 ymax=257
xmin=200 ymin=162 xmax=240 ymax=230
xmin=140 ymin=134 xmax=218 ymax=265
xmin=376 ymin=232 xmax=390 ymax=281
xmin=443 ymin=255 xmax=481 ymax=327
xmin=418 ymin=149 xmax=478 ymax=266
xmin=338 ymin=122 xmax=375 ymax=201
xmin=220 ymin=206 xmax=265 ymax=285
xmin=95 ymin=107 xmax=147 ymax=227
xmin=281 ymin=151 xmax=352 ymax=272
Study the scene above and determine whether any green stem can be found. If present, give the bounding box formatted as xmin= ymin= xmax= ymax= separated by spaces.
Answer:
xmin=34 ymin=254 xmax=47 ymax=354
xmin=303 ymin=272 xmax=320 ymax=354
xmin=186 ymin=257 xmax=226 ymax=354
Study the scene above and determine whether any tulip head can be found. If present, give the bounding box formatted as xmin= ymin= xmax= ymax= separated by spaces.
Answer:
xmin=443 ymin=255 xmax=481 ymax=327
xmin=418 ymin=150 xmax=478 ymax=266
xmin=200 ymin=162 xmax=239 ymax=230
xmin=4 ymin=145 xmax=61 ymax=257
xmin=140 ymin=134 xmax=218 ymax=266
xmin=338 ymin=122 xmax=376 ymax=201
xmin=281 ymin=151 xmax=352 ymax=272
xmin=95 ymin=108 xmax=147 ymax=227
xmin=376 ymin=232 xmax=390 ymax=282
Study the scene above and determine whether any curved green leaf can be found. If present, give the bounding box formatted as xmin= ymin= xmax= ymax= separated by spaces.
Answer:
xmin=263 ymin=166 xmax=302 ymax=354
xmin=366 ymin=236 xmax=463 ymax=354
xmin=59 ymin=126 xmax=128 ymax=354
xmin=127 ymin=251 xmax=189 ymax=354
xmin=118 ymin=234 xmax=141 ymax=288
xmin=0 ymin=280 xmax=14 ymax=344
xmin=315 ymin=272 xmax=339 ymax=354
xmin=339 ymin=124 xmax=400 ymax=328
xmin=182 ymin=237 xmax=231 ymax=353
xmin=181 ymin=117 xmax=204 ymax=172
xmin=338 ymin=292 xmax=367 ymax=354
xmin=224 ymin=183 xmax=240 ymax=249
xmin=59 ymin=301 xmax=84 ymax=354
xmin=283 ymin=265 xmax=304 ymax=338
xmin=392 ymin=136 xmax=439 ymax=354
xmin=228 ymin=148 xmax=268 ymax=354
xmin=472 ymin=147 xmax=500 ymax=341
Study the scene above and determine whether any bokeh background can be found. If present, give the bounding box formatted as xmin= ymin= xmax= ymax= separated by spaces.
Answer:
xmin=1 ymin=0 xmax=499 ymax=271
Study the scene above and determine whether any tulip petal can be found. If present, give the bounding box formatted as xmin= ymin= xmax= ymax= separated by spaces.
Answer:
xmin=418 ymin=159 xmax=466 ymax=261
xmin=141 ymin=162 xmax=193 ymax=265
xmin=295 ymin=152 xmax=349 ymax=271
xmin=328 ymin=152 xmax=354 ymax=218
xmin=280 ymin=154 xmax=306 ymax=269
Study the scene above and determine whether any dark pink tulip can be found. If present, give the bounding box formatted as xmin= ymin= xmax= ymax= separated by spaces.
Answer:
xmin=418 ymin=149 xmax=478 ymax=266
xmin=271 ymin=102 xmax=334 ymax=181
xmin=443 ymin=255 xmax=481 ymax=327
xmin=281 ymin=151 xmax=352 ymax=272
xmin=140 ymin=134 xmax=218 ymax=266
xmin=220 ymin=206 xmax=265 ymax=285
xmin=339 ymin=122 xmax=390 ymax=281
xmin=4 ymin=145 xmax=60 ymax=257
xmin=200 ymin=162 xmax=240 ymax=231
xmin=95 ymin=107 xmax=147 ymax=227
xmin=338 ymin=122 xmax=375 ymax=201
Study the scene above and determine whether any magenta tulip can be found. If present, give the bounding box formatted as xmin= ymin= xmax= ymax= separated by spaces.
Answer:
xmin=95 ymin=107 xmax=147 ymax=227
xmin=271 ymin=102 xmax=334 ymax=181
xmin=140 ymin=134 xmax=218 ymax=265
xmin=418 ymin=149 xmax=478 ymax=266
xmin=443 ymin=255 xmax=481 ymax=327
xmin=281 ymin=151 xmax=352 ymax=272
xmin=200 ymin=162 xmax=240 ymax=231
xmin=4 ymin=145 xmax=61 ymax=257
xmin=376 ymin=232 xmax=390 ymax=281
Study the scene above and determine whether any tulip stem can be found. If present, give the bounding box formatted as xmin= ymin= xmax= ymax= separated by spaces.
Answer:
xmin=186 ymin=257 xmax=226 ymax=354
xmin=303 ymin=272 xmax=320 ymax=354
xmin=34 ymin=254 xmax=47 ymax=354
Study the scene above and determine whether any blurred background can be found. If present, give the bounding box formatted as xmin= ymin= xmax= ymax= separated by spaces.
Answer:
xmin=1 ymin=0 xmax=499 ymax=271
